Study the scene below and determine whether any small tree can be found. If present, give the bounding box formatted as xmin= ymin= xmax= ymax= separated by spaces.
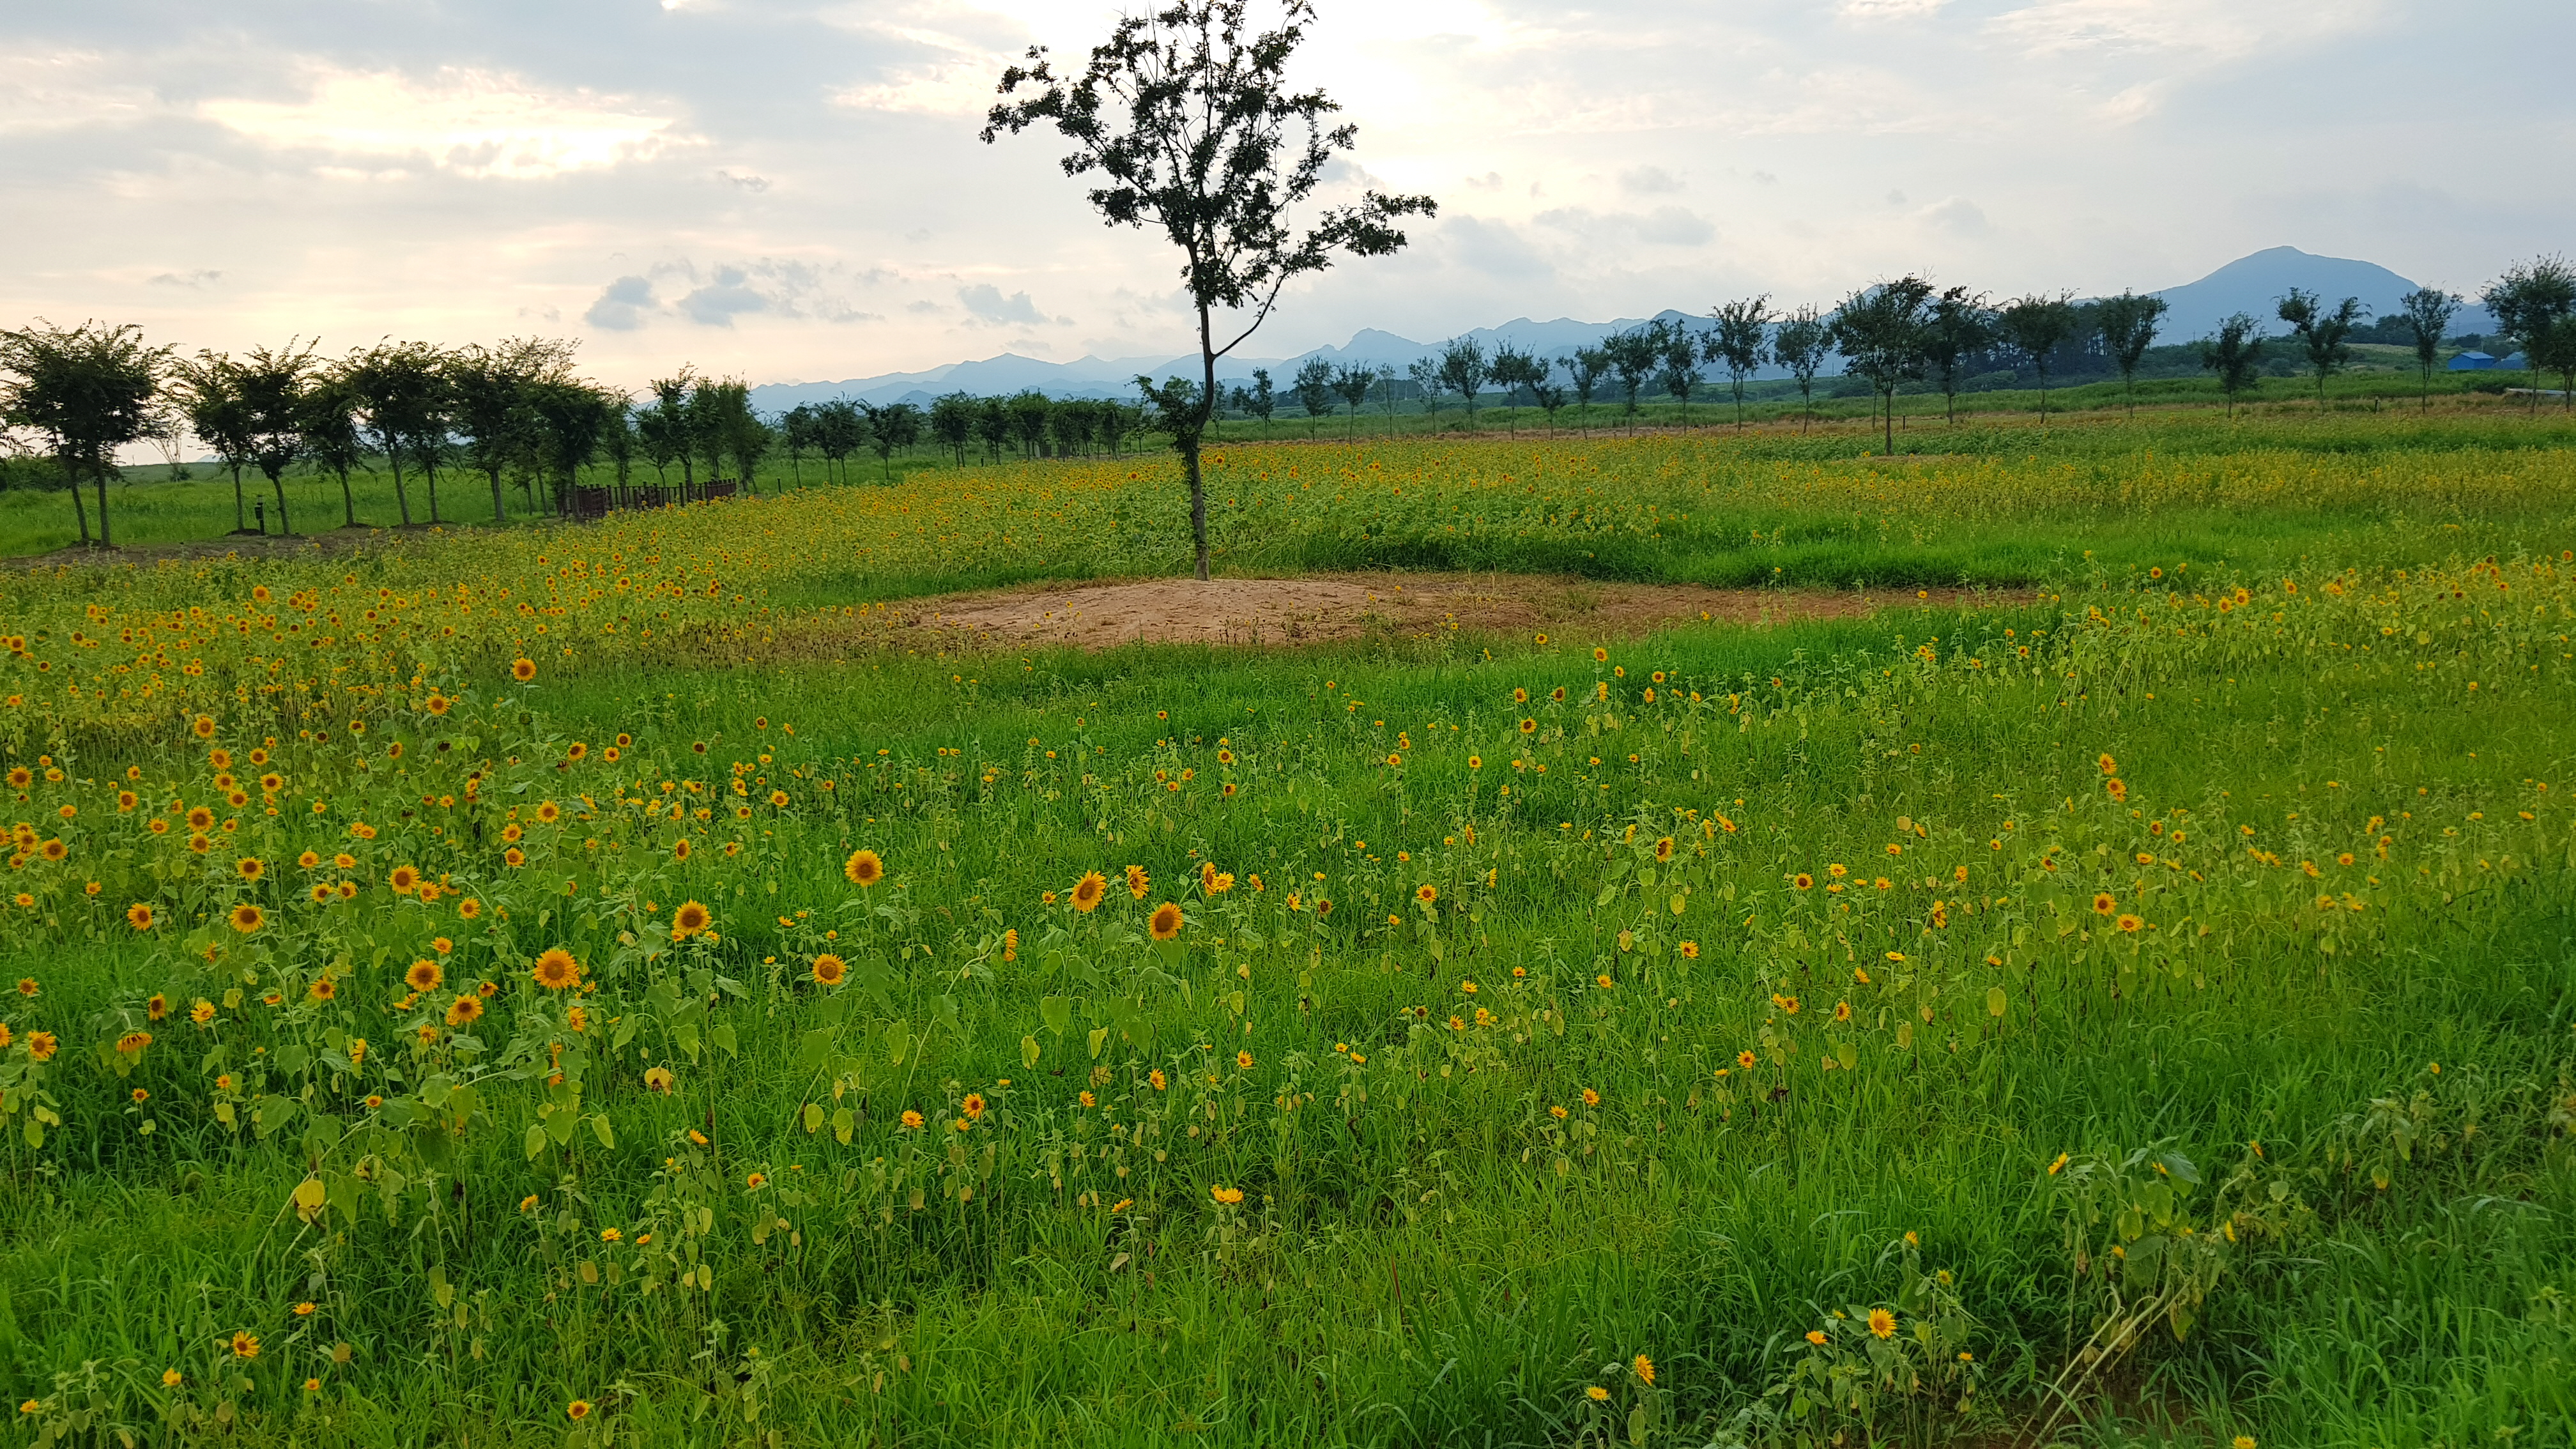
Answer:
xmin=0 ymin=319 xmax=168 ymax=549
xmin=1656 ymin=319 xmax=1704 ymax=427
xmin=530 ymin=378 xmax=618 ymax=510
xmin=1531 ymin=367 xmax=1567 ymax=433
xmin=1707 ymin=296 xmax=1770 ymax=431
xmin=2095 ymin=291 xmax=2170 ymax=418
xmin=1407 ymin=356 xmax=1444 ymax=427
xmin=2277 ymin=288 xmax=2363 ymax=406
xmin=1437 ymin=336 xmax=1489 ymax=428
xmin=1602 ymin=327 xmax=1658 ymax=427
xmin=1330 ymin=362 xmax=1374 ymax=439
xmin=1771 ymin=306 xmax=1830 ymax=434
xmin=1006 ymin=390 xmax=1052 ymax=457
xmin=1052 ymin=397 xmax=1098 ymax=458
xmin=299 ymin=365 xmax=368 ymax=528
xmin=1487 ymin=344 xmax=1538 ymax=434
xmin=985 ymin=0 xmax=1434 ymax=580
xmin=176 ymin=354 xmax=256 ymax=532
xmin=601 ymin=395 xmax=636 ymax=487
xmin=2196 ymin=313 xmax=2264 ymax=418
xmin=450 ymin=339 xmax=572 ymax=521
xmin=1919 ymin=287 xmax=1989 ymax=425
xmin=640 ymin=374 xmax=694 ymax=484
xmin=1831 ymin=277 xmax=1935 ymax=454
xmin=2482 ymin=256 xmax=2576 ymax=416
xmin=819 ymin=399 xmax=869 ymax=479
xmin=1995 ymin=293 xmax=2080 ymax=422
xmin=971 ymin=396 xmax=1012 ymax=464
xmin=344 ymin=341 xmax=449 ymax=525
xmin=857 ymin=401 xmax=901 ymax=480
xmin=781 ymin=402 xmax=818 ymax=482
xmin=2395 ymin=287 xmax=2461 ymax=411
xmin=1096 ymin=399 xmax=1138 ymax=457
xmin=234 ymin=340 xmax=320 ymax=535
xmin=1570 ymin=346 xmax=1609 ymax=434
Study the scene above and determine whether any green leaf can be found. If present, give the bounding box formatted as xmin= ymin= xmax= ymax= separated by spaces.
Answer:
xmin=1021 ymin=1034 xmax=1041 ymax=1070
xmin=885 ymin=1019 xmax=911 ymax=1066
xmin=1087 ymin=1025 xmax=1109 ymax=1060
xmin=1040 ymin=995 xmax=1073 ymax=1038
xmin=590 ymin=1113 xmax=615 ymax=1149
xmin=708 ymin=1022 xmax=739 ymax=1058
xmin=1986 ymin=986 xmax=2007 ymax=1018
xmin=802 ymin=1102 xmax=824 ymax=1134
xmin=797 ymin=1028 xmax=835 ymax=1076
xmin=524 ymin=1124 xmax=549 ymax=1160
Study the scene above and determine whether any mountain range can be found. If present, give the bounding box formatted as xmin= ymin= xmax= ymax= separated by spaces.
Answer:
xmin=746 ymin=247 xmax=2499 ymax=413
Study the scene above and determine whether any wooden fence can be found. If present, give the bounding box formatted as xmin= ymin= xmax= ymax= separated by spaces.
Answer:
xmin=565 ymin=478 xmax=740 ymax=521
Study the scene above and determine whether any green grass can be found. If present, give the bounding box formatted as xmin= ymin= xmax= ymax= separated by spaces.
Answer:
xmin=1 ymin=411 xmax=2573 ymax=1446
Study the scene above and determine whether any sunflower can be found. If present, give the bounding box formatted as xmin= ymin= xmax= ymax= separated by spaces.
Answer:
xmin=1634 ymin=1354 xmax=1655 ymax=1386
xmin=388 ymin=864 xmax=420 ymax=894
xmin=457 ymin=898 xmax=482 ymax=920
xmin=1149 ymin=901 xmax=1183 ymax=940
xmin=1125 ymin=864 xmax=1150 ymax=900
xmin=1794 ymin=873 xmax=1814 ymax=890
xmin=670 ymin=900 xmax=712 ymax=939
xmin=405 ymin=958 xmax=445 ymax=992
xmin=567 ymin=1400 xmax=593 ymax=1422
xmin=1071 ymin=871 xmax=1107 ymax=912
xmin=186 ymin=806 xmax=215 ymax=831
xmin=900 ymin=1110 xmax=926 ymax=1130
xmin=2092 ymin=893 xmax=2117 ymax=916
xmin=230 ymin=1331 xmax=259 ymax=1360
xmin=1868 ymin=1308 xmax=1897 ymax=1340
xmin=126 ymin=902 xmax=155 ymax=931
xmin=811 ymin=953 xmax=848 ymax=986
xmin=1519 ymin=717 xmax=1538 ymax=734
xmin=1738 ymin=1050 xmax=1759 ymax=1069
xmin=228 ymin=903 xmax=265 ymax=933
xmin=535 ymin=801 xmax=560 ymax=824
xmin=1653 ymin=836 xmax=1675 ymax=862
xmin=843 ymin=848 xmax=884 ymax=887
xmin=532 ymin=948 xmax=583 ymax=990
xmin=2115 ymin=912 xmax=2144 ymax=933
xmin=510 ymin=657 xmax=537 ymax=682
xmin=445 ymin=995 xmax=484 ymax=1027
xmin=643 ymin=1066 xmax=675 ymax=1093
xmin=962 ymin=1092 xmax=986 ymax=1119
xmin=1581 ymin=1087 xmax=1601 ymax=1106
xmin=1416 ymin=883 xmax=1438 ymax=905
xmin=1678 ymin=940 xmax=1699 ymax=959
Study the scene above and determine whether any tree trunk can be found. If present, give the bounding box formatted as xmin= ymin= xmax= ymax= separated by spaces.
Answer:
xmin=68 ymin=463 xmax=93 ymax=546
xmin=389 ymin=450 xmax=413 ymax=526
xmin=231 ymin=464 xmax=247 ymax=533
xmin=340 ymin=469 xmax=356 ymax=528
xmin=489 ymin=467 xmax=505 ymax=523
xmin=270 ymin=471 xmax=293 ymax=536
xmin=425 ymin=465 xmax=441 ymax=524
xmin=1883 ymin=387 xmax=1895 ymax=454
xmin=93 ymin=463 xmax=113 ymax=548
xmin=1187 ymin=305 xmax=1221 ymax=580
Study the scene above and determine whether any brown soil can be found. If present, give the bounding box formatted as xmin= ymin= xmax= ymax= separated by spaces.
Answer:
xmin=907 ymin=573 xmax=2023 ymax=651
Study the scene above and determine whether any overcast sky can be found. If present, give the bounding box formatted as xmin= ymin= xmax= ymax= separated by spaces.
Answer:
xmin=4 ymin=0 xmax=2566 ymax=389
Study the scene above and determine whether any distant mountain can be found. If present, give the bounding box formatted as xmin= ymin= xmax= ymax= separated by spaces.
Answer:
xmin=2147 ymin=246 xmax=2495 ymax=340
xmin=746 ymin=249 xmax=2499 ymax=411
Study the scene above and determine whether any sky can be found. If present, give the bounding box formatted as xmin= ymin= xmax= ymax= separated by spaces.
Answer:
xmin=3 ymin=0 xmax=2568 ymax=391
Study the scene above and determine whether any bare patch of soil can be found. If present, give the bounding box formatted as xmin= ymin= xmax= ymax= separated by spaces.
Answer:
xmin=907 ymin=573 xmax=2023 ymax=651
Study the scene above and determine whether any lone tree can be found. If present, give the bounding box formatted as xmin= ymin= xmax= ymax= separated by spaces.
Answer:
xmin=2094 ymin=289 xmax=2169 ymax=417
xmin=2195 ymin=313 xmax=2264 ymax=418
xmin=1919 ymin=286 xmax=1988 ymax=425
xmin=984 ymin=0 xmax=1434 ymax=581
xmin=2277 ymin=288 xmax=2363 ymax=407
xmin=1706 ymin=296 xmax=1770 ymax=431
xmin=2483 ymin=256 xmax=2576 ymax=416
xmin=1995 ymin=292 xmax=2080 ymax=422
xmin=0 ymin=319 xmax=168 ymax=549
xmin=2395 ymin=286 xmax=2461 ymax=411
xmin=1830 ymin=276 xmax=1935 ymax=454
xmin=1770 ymin=305 xmax=1830 ymax=433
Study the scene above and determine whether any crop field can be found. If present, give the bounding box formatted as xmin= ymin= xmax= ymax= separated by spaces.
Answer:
xmin=3 ymin=414 xmax=2576 ymax=1447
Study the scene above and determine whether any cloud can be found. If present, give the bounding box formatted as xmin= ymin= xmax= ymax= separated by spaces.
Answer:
xmin=680 ymin=271 xmax=769 ymax=326
xmin=957 ymin=283 xmax=1054 ymax=325
xmin=1619 ymin=165 xmax=1683 ymax=195
xmin=585 ymin=275 xmax=659 ymax=331
xmin=1921 ymin=197 xmax=1990 ymax=236
xmin=201 ymin=66 xmax=689 ymax=179
xmin=0 ymin=50 xmax=154 ymax=134
xmin=1445 ymin=216 xmax=1552 ymax=280
xmin=149 ymin=270 xmax=224 ymax=289
xmin=718 ymin=169 xmax=770 ymax=192
xmin=1636 ymin=205 xmax=1713 ymax=245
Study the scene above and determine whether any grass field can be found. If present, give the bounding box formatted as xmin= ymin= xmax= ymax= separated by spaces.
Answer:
xmin=3 ymin=411 xmax=2574 ymax=1447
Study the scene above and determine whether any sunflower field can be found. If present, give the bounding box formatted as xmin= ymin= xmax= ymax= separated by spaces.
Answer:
xmin=3 ymin=412 xmax=2575 ymax=1448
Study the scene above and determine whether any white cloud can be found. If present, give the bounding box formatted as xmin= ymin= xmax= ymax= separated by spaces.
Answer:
xmin=957 ymin=284 xmax=1055 ymax=325
xmin=201 ymin=66 xmax=689 ymax=179
xmin=0 ymin=50 xmax=154 ymax=134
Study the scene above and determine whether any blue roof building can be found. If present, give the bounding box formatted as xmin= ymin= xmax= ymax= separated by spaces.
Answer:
xmin=2449 ymin=351 xmax=2497 ymax=371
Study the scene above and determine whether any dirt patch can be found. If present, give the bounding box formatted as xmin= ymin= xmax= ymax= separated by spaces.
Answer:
xmin=907 ymin=573 xmax=2024 ymax=651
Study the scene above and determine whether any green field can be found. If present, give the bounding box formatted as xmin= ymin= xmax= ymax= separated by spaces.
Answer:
xmin=2 ymin=412 xmax=2573 ymax=1447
